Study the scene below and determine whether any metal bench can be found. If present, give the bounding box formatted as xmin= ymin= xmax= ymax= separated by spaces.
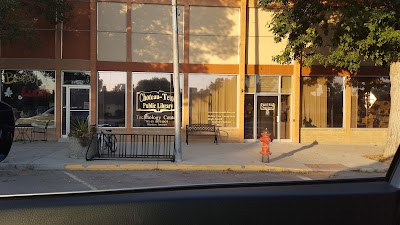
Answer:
xmin=186 ymin=124 xmax=218 ymax=144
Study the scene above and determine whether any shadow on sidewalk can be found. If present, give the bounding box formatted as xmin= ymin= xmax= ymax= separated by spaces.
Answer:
xmin=270 ymin=140 xmax=318 ymax=162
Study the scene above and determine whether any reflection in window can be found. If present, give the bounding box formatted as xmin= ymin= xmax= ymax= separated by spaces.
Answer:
xmin=97 ymin=2 xmax=127 ymax=62
xmin=257 ymin=76 xmax=279 ymax=93
xmin=301 ymin=76 xmax=343 ymax=128
xmin=63 ymin=71 xmax=90 ymax=85
xmin=245 ymin=75 xmax=256 ymax=93
xmin=189 ymin=74 xmax=237 ymax=127
xmin=281 ymin=95 xmax=291 ymax=139
xmin=98 ymin=72 xmax=126 ymax=127
xmin=1 ymin=70 xmax=55 ymax=128
xmin=132 ymin=73 xmax=183 ymax=127
xmin=281 ymin=76 xmax=291 ymax=93
xmin=350 ymin=77 xmax=390 ymax=128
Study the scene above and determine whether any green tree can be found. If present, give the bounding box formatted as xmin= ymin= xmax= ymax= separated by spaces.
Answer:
xmin=259 ymin=0 xmax=400 ymax=156
xmin=0 ymin=0 xmax=72 ymax=43
xmin=134 ymin=77 xmax=171 ymax=92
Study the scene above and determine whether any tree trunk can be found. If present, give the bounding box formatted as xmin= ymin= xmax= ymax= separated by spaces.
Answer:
xmin=384 ymin=61 xmax=400 ymax=157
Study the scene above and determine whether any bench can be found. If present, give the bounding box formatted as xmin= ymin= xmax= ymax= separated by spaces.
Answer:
xmin=186 ymin=124 xmax=219 ymax=144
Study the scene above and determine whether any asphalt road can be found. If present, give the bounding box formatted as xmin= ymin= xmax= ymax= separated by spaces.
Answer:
xmin=0 ymin=169 xmax=385 ymax=196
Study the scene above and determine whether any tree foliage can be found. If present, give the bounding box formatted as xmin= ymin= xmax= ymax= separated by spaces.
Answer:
xmin=260 ymin=0 xmax=400 ymax=156
xmin=258 ymin=0 xmax=400 ymax=73
xmin=0 ymin=0 xmax=72 ymax=43
xmin=134 ymin=77 xmax=172 ymax=92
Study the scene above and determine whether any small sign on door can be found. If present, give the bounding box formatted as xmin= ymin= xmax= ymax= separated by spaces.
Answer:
xmin=260 ymin=103 xmax=275 ymax=111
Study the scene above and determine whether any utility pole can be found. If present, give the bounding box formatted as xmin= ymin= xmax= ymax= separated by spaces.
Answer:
xmin=172 ymin=0 xmax=182 ymax=162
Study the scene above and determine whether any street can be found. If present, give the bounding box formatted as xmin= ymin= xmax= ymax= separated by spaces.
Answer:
xmin=0 ymin=169 xmax=385 ymax=195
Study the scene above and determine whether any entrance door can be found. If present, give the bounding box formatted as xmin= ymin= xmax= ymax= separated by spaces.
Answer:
xmin=257 ymin=96 xmax=278 ymax=139
xmin=62 ymin=86 xmax=90 ymax=137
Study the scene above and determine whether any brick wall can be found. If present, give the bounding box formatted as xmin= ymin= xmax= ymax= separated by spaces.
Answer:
xmin=301 ymin=128 xmax=387 ymax=144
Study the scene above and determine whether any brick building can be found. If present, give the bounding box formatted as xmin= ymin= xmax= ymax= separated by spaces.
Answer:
xmin=0 ymin=0 xmax=390 ymax=143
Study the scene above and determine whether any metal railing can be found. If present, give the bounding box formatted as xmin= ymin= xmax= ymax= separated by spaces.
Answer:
xmin=86 ymin=133 xmax=175 ymax=161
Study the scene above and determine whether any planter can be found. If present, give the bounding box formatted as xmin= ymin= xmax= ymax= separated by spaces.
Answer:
xmin=68 ymin=137 xmax=88 ymax=159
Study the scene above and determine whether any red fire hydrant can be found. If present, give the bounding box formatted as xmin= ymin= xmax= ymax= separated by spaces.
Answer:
xmin=259 ymin=129 xmax=272 ymax=163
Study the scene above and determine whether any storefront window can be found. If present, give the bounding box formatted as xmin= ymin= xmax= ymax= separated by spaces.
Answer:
xmin=301 ymin=76 xmax=344 ymax=128
xmin=1 ymin=70 xmax=55 ymax=127
xmin=132 ymin=73 xmax=183 ymax=127
xmin=350 ymin=77 xmax=390 ymax=128
xmin=189 ymin=74 xmax=237 ymax=127
xmin=98 ymin=71 xmax=126 ymax=127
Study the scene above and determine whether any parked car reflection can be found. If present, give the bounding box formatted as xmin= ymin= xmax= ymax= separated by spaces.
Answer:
xmin=16 ymin=107 xmax=55 ymax=128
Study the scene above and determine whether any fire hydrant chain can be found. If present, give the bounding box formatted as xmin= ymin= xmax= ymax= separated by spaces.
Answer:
xmin=259 ymin=129 xmax=272 ymax=163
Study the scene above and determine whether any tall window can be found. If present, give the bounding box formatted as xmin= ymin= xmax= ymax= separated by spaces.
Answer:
xmin=189 ymin=74 xmax=237 ymax=127
xmin=98 ymin=72 xmax=127 ymax=127
xmin=131 ymin=4 xmax=184 ymax=63
xmin=350 ymin=77 xmax=390 ymax=128
xmin=1 ymin=70 xmax=55 ymax=127
xmin=132 ymin=73 xmax=183 ymax=127
xmin=97 ymin=2 xmax=127 ymax=62
xmin=301 ymin=76 xmax=344 ymax=128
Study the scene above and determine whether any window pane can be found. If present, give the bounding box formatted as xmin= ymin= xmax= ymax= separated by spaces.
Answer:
xmin=257 ymin=76 xmax=279 ymax=93
xmin=281 ymin=95 xmax=291 ymax=139
xmin=98 ymin=2 xmax=127 ymax=32
xmin=1 ymin=70 xmax=55 ymax=128
xmin=189 ymin=74 xmax=237 ymax=127
xmin=63 ymin=72 xmax=90 ymax=85
xmin=130 ymin=4 xmax=184 ymax=63
xmin=244 ymin=94 xmax=254 ymax=139
xmin=98 ymin=71 xmax=126 ymax=127
xmin=350 ymin=77 xmax=390 ymax=128
xmin=301 ymin=76 xmax=343 ymax=128
xmin=62 ymin=87 xmax=66 ymax=135
xmin=132 ymin=73 xmax=183 ymax=127
xmin=97 ymin=32 xmax=127 ymax=62
xmin=131 ymin=33 xmax=184 ymax=63
xmin=281 ymin=76 xmax=291 ymax=93
xmin=245 ymin=75 xmax=255 ymax=93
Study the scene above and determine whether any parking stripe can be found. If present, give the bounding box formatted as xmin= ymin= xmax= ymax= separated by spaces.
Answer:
xmin=63 ymin=171 xmax=98 ymax=190
xmin=296 ymin=175 xmax=312 ymax=180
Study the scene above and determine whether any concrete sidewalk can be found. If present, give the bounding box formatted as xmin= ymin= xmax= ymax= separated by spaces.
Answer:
xmin=0 ymin=141 xmax=390 ymax=173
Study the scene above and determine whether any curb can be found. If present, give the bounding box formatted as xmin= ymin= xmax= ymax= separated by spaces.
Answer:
xmin=354 ymin=167 xmax=389 ymax=173
xmin=0 ymin=163 xmax=67 ymax=171
xmin=0 ymin=163 xmax=388 ymax=174
xmin=65 ymin=164 xmax=315 ymax=173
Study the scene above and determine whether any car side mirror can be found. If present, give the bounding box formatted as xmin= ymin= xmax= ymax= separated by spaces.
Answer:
xmin=0 ymin=101 xmax=15 ymax=162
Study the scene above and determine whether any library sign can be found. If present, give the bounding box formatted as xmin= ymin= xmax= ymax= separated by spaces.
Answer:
xmin=136 ymin=91 xmax=175 ymax=127
xmin=136 ymin=91 xmax=174 ymax=112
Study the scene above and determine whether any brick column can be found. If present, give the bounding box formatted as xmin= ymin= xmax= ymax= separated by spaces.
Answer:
xmin=238 ymin=0 xmax=248 ymax=142
xmin=89 ymin=0 xmax=97 ymax=126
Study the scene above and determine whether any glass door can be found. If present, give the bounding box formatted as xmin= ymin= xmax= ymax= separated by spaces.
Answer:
xmin=63 ymin=86 xmax=90 ymax=137
xmin=257 ymin=96 xmax=278 ymax=139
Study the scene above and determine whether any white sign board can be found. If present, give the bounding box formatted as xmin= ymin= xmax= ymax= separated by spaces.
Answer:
xmin=260 ymin=103 xmax=275 ymax=111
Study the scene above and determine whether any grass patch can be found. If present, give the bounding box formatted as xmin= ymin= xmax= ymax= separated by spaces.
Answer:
xmin=364 ymin=154 xmax=393 ymax=165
